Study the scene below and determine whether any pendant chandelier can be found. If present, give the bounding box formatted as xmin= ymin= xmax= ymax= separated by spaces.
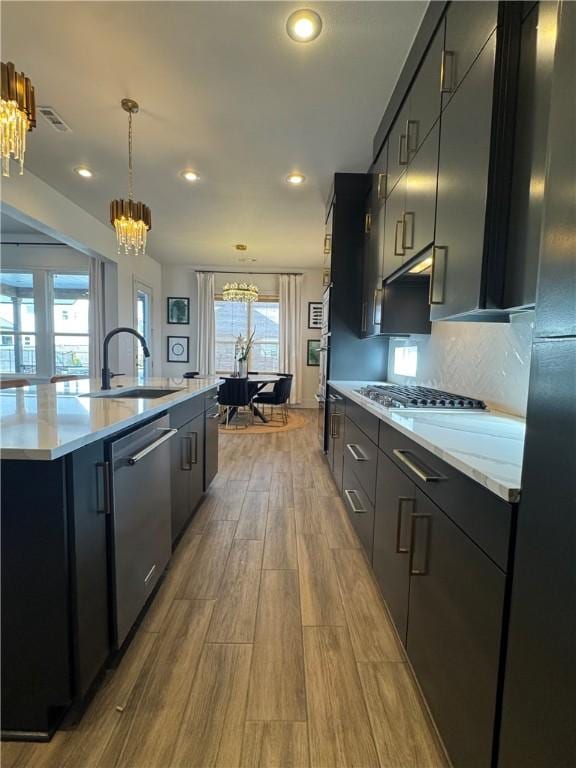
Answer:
xmin=0 ymin=61 xmax=36 ymax=177
xmin=222 ymin=281 xmax=259 ymax=303
xmin=110 ymin=99 xmax=151 ymax=256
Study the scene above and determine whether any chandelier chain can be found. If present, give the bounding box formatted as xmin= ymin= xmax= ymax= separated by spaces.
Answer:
xmin=128 ymin=110 xmax=134 ymax=201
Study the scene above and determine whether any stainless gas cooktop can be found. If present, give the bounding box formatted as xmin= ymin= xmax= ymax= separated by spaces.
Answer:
xmin=356 ymin=384 xmax=487 ymax=410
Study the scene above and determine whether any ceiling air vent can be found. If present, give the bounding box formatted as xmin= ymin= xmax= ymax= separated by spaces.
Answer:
xmin=37 ymin=106 xmax=72 ymax=132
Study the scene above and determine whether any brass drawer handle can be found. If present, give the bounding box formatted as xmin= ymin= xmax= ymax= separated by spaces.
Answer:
xmin=402 ymin=212 xmax=415 ymax=250
xmin=440 ymin=50 xmax=455 ymax=93
xmin=409 ymin=513 xmax=432 ymax=575
xmin=393 ymin=449 xmax=445 ymax=482
xmin=394 ymin=220 xmax=405 ymax=257
xmin=377 ymin=173 xmax=387 ymax=200
xmin=346 ymin=443 xmax=368 ymax=462
xmin=430 ymin=246 xmax=447 ymax=305
xmin=395 ymin=496 xmax=415 ymax=553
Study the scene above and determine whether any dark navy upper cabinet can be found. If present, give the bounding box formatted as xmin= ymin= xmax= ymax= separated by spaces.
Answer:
xmin=441 ymin=1 xmax=499 ymax=106
xmin=408 ymin=19 xmax=445 ymax=157
xmin=431 ymin=33 xmax=498 ymax=320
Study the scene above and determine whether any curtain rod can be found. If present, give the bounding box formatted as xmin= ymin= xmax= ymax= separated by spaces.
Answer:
xmin=1 ymin=241 xmax=70 ymax=247
xmin=195 ymin=269 xmax=303 ymax=276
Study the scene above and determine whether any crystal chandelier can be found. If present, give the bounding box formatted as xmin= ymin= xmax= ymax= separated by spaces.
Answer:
xmin=110 ymin=99 xmax=151 ymax=256
xmin=222 ymin=281 xmax=259 ymax=303
xmin=0 ymin=61 xmax=36 ymax=177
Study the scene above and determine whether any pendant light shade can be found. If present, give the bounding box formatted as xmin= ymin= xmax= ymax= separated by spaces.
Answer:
xmin=110 ymin=99 xmax=151 ymax=256
xmin=0 ymin=61 xmax=36 ymax=177
xmin=222 ymin=282 xmax=259 ymax=303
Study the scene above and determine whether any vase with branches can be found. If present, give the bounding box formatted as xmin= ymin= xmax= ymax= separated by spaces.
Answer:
xmin=234 ymin=330 xmax=255 ymax=377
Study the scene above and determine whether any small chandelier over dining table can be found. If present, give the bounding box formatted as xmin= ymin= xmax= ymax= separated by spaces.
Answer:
xmin=222 ymin=281 xmax=259 ymax=303
xmin=109 ymin=99 xmax=151 ymax=256
xmin=0 ymin=61 xmax=36 ymax=177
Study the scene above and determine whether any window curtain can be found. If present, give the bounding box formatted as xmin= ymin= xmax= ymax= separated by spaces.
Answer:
xmin=279 ymin=273 xmax=303 ymax=404
xmin=89 ymin=257 xmax=104 ymax=378
xmin=197 ymin=271 xmax=216 ymax=375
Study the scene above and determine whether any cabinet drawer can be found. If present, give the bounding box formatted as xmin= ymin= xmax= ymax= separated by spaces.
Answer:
xmin=378 ymin=420 xmax=513 ymax=571
xmin=346 ymin=398 xmax=380 ymax=446
xmin=169 ymin=394 xmax=204 ymax=429
xmin=344 ymin=416 xmax=378 ymax=503
xmin=343 ymin=457 xmax=375 ymax=558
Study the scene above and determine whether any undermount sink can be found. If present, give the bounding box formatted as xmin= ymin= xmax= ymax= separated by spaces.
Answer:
xmin=82 ymin=387 xmax=181 ymax=399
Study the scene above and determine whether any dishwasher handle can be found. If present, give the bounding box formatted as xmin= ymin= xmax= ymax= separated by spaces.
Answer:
xmin=127 ymin=428 xmax=178 ymax=465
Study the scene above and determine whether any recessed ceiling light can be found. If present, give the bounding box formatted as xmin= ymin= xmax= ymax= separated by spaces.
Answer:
xmin=74 ymin=166 xmax=93 ymax=178
xmin=286 ymin=9 xmax=323 ymax=43
xmin=286 ymin=172 xmax=306 ymax=185
xmin=235 ymin=243 xmax=248 ymax=251
xmin=181 ymin=170 xmax=200 ymax=182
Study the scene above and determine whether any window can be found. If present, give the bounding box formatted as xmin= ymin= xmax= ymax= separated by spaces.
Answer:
xmin=214 ymin=297 xmax=280 ymax=373
xmin=135 ymin=281 xmax=153 ymax=380
xmin=0 ymin=269 xmax=90 ymax=378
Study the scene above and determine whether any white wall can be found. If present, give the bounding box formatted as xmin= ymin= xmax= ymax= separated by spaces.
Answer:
xmin=387 ymin=312 xmax=534 ymax=417
xmin=1 ymin=171 xmax=163 ymax=376
xmin=161 ymin=266 xmax=324 ymax=407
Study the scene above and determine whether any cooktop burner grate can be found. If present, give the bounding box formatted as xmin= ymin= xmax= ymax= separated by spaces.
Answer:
xmin=356 ymin=384 xmax=487 ymax=409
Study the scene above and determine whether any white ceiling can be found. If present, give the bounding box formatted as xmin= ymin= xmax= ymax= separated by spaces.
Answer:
xmin=1 ymin=1 xmax=427 ymax=268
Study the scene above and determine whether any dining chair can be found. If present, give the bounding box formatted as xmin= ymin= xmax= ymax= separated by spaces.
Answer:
xmin=252 ymin=375 xmax=293 ymax=425
xmin=218 ymin=378 xmax=256 ymax=429
xmin=0 ymin=378 xmax=30 ymax=390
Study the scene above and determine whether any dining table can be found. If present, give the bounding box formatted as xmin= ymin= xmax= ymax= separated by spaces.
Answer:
xmin=220 ymin=374 xmax=281 ymax=424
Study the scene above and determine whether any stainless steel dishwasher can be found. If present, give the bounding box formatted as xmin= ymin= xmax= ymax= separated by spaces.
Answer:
xmin=108 ymin=414 xmax=176 ymax=646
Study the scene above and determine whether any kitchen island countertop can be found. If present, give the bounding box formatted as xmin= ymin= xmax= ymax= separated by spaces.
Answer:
xmin=0 ymin=377 xmax=221 ymax=461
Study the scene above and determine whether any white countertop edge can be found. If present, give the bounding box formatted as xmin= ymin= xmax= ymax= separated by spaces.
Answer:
xmin=0 ymin=379 xmax=221 ymax=461
xmin=328 ymin=381 xmax=523 ymax=504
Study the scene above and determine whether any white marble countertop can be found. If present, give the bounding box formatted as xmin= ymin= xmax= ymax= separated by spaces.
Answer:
xmin=329 ymin=381 xmax=525 ymax=503
xmin=0 ymin=377 xmax=221 ymax=461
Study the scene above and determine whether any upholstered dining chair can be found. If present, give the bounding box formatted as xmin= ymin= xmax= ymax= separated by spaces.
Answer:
xmin=218 ymin=378 xmax=257 ymax=429
xmin=252 ymin=375 xmax=293 ymax=425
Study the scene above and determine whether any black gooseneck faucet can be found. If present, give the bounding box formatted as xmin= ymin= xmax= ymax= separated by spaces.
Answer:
xmin=101 ymin=327 xmax=150 ymax=390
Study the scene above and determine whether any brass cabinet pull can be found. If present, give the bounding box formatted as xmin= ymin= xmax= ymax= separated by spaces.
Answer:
xmin=440 ymin=50 xmax=455 ymax=93
xmin=188 ymin=431 xmax=198 ymax=465
xmin=346 ymin=443 xmax=368 ymax=462
xmin=393 ymin=449 xmax=446 ymax=482
xmin=344 ymin=489 xmax=367 ymax=514
xmin=323 ymin=233 xmax=332 ymax=254
xmin=402 ymin=212 xmax=415 ymax=250
xmin=409 ymin=513 xmax=432 ymax=575
xmin=373 ymin=287 xmax=382 ymax=328
xmin=429 ymin=245 xmax=448 ymax=305
xmin=394 ymin=220 xmax=405 ymax=256
xmin=365 ymin=212 xmax=372 ymax=234
xmin=330 ymin=413 xmax=339 ymax=439
xmin=395 ymin=496 xmax=415 ymax=553
xmin=96 ymin=461 xmax=111 ymax=515
xmin=181 ymin=436 xmax=192 ymax=470
xmin=406 ymin=119 xmax=419 ymax=156
xmin=377 ymin=173 xmax=387 ymax=200
xmin=361 ymin=301 xmax=367 ymax=332
xmin=398 ymin=133 xmax=408 ymax=166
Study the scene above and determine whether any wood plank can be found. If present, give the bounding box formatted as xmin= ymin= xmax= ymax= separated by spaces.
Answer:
xmin=241 ymin=722 xmax=310 ymax=768
xmin=358 ymin=662 xmax=448 ymax=768
xmin=207 ymin=539 xmax=264 ymax=643
xmin=235 ymin=491 xmax=268 ymax=540
xmin=297 ymin=533 xmax=345 ymax=626
xmin=188 ymin=492 xmax=218 ymax=533
xmin=317 ymin=494 xmax=361 ymax=550
xmin=248 ymin=463 xmax=272 ymax=491
xmin=113 ymin=600 xmax=215 ymax=768
xmin=172 ymin=643 xmax=253 ymax=768
xmin=8 ymin=733 xmax=73 ymax=768
xmin=269 ymin=471 xmax=295 ymax=508
xmin=333 ymin=548 xmax=404 ymax=662
xmin=263 ymin=506 xmax=298 ymax=570
xmin=178 ymin=520 xmax=237 ymax=599
xmin=291 ymin=460 xmax=316 ymax=489
xmin=140 ymin=532 xmax=201 ymax=632
xmin=247 ymin=569 xmax=307 ymax=721
xmin=303 ymin=625 xmax=379 ymax=768
xmin=211 ymin=480 xmax=249 ymax=521
xmin=293 ymin=487 xmax=324 ymax=535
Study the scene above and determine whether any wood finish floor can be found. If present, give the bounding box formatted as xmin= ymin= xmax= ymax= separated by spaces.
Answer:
xmin=1 ymin=411 xmax=448 ymax=768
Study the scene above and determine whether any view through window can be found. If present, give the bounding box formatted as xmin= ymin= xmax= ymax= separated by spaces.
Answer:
xmin=215 ymin=296 xmax=280 ymax=373
xmin=0 ymin=270 xmax=90 ymax=378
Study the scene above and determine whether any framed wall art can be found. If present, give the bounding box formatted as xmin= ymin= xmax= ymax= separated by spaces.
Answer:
xmin=167 ymin=296 xmax=190 ymax=325
xmin=307 ymin=339 xmax=321 ymax=366
xmin=308 ymin=301 xmax=323 ymax=329
xmin=167 ymin=336 xmax=189 ymax=363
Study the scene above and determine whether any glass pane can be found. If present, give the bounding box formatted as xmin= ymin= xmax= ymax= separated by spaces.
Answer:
xmin=251 ymin=301 xmax=280 ymax=372
xmin=54 ymin=335 xmax=89 ymax=375
xmin=136 ymin=289 xmax=150 ymax=379
xmin=0 ymin=272 xmax=35 ymax=333
xmin=53 ymin=273 xmax=90 ymax=334
xmin=0 ymin=334 xmax=36 ymax=374
xmin=251 ymin=340 xmax=279 ymax=372
xmin=215 ymin=300 xmax=248 ymax=372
